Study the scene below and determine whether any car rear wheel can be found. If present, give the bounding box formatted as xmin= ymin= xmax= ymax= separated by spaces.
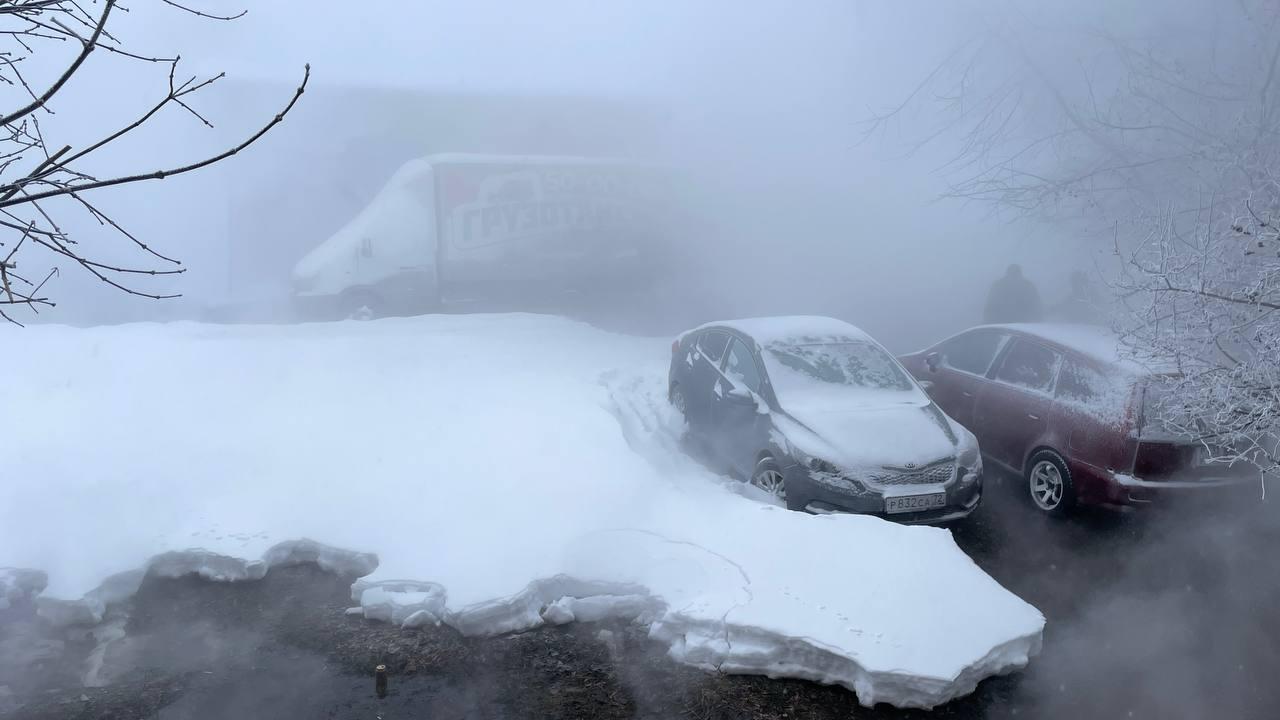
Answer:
xmin=1027 ymin=450 xmax=1076 ymax=516
xmin=670 ymin=384 xmax=687 ymax=417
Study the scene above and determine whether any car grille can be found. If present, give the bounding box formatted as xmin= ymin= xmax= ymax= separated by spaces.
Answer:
xmin=868 ymin=461 xmax=955 ymax=486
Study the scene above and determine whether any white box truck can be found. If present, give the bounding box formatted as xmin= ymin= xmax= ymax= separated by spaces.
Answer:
xmin=291 ymin=154 xmax=678 ymax=320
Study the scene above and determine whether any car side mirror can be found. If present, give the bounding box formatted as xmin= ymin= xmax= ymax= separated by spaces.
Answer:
xmin=918 ymin=380 xmax=935 ymax=393
xmin=925 ymin=352 xmax=941 ymax=372
xmin=725 ymin=387 xmax=757 ymax=406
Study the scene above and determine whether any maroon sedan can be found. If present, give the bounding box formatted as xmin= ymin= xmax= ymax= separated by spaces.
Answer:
xmin=899 ymin=324 xmax=1255 ymax=515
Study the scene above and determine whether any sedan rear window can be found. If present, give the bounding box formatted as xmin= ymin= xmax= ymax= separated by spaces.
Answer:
xmin=994 ymin=338 xmax=1062 ymax=392
xmin=1057 ymin=356 xmax=1134 ymax=424
xmin=1056 ymin=357 xmax=1105 ymax=403
xmin=766 ymin=340 xmax=914 ymax=392
xmin=1137 ymin=379 xmax=1195 ymax=441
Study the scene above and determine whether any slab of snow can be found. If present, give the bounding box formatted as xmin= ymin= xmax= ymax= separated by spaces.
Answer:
xmin=0 ymin=314 xmax=1043 ymax=708
xmin=353 ymin=579 xmax=447 ymax=626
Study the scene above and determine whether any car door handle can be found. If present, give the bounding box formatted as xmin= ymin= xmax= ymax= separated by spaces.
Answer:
xmin=962 ymin=391 xmax=974 ymax=398
xmin=1027 ymin=413 xmax=1040 ymax=421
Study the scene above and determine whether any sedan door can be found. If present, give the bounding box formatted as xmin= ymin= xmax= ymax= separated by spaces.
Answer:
xmin=710 ymin=336 xmax=772 ymax=477
xmin=972 ymin=337 xmax=1063 ymax=472
xmin=681 ymin=330 xmax=730 ymax=432
xmin=912 ymin=329 xmax=1009 ymax=432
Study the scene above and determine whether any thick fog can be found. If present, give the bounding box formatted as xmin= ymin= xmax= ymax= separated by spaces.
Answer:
xmin=7 ymin=3 xmax=1280 ymax=718
xmin=19 ymin=0 xmax=1112 ymax=352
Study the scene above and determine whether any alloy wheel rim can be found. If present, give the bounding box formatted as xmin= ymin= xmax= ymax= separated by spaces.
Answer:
xmin=753 ymin=469 xmax=787 ymax=499
xmin=1030 ymin=460 xmax=1064 ymax=510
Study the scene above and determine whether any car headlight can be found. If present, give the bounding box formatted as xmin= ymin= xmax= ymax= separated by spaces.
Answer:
xmin=957 ymin=432 xmax=982 ymax=483
xmin=808 ymin=456 xmax=841 ymax=474
xmin=792 ymin=448 xmax=867 ymax=492
xmin=790 ymin=444 xmax=838 ymax=474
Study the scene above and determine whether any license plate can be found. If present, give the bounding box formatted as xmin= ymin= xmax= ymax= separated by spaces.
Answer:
xmin=885 ymin=492 xmax=947 ymax=514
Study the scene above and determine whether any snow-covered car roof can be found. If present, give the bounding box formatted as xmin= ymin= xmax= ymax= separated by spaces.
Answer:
xmin=687 ymin=316 xmax=874 ymax=346
xmin=979 ymin=323 xmax=1168 ymax=375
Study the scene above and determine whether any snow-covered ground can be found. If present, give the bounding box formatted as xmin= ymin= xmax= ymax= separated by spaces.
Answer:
xmin=0 ymin=314 xmax=1044 ymax=708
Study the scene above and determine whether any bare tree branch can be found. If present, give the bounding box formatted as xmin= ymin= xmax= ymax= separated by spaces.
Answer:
xmin=159 ymin=0 xmax=245 ymax=21
xmin=0 ymin=64 xmax=309 ymax=209
xmin=0 ymin=0 xmax=309 ymax=325
xmin=0 ymin=0 xmax=112 ymax=127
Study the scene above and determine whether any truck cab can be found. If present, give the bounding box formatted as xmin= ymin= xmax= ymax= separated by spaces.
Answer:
xmin=291 ymin=159 xmax=438 ymax=320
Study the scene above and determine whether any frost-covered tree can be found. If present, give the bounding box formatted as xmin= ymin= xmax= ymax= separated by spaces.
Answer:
xmin=0 ymin=0 xmax=307 ymax=325
xmin=1114 ymin=163 xmax=1280 ymax=477
xmin=869 ymin=0 xmax=1280 ymax=477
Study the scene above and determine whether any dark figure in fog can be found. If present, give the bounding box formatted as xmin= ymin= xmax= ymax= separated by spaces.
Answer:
xmin=983 ymin=264 xmax=1043 ymax=324
xmin=1050 ymin=270 xmax=1103 ymax=324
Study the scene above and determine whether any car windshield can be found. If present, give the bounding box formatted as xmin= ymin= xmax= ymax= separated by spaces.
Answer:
xmin=765 ymin=340 xmax=916 ymax=393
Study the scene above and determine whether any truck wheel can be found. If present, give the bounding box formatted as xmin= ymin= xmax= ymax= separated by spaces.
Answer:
xmin=342 ymin=291 xmax=380 ymax=321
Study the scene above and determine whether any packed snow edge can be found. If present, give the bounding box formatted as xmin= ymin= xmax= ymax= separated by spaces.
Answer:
xmin=13 ymin=537 xmax=1041 ymax=709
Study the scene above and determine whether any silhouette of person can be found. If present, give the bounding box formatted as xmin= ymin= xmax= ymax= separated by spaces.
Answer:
xmin=1051 ymin=270 xmax=1103 ymax=324
xmin=983 ymin=264 xmax=1043 ymax=324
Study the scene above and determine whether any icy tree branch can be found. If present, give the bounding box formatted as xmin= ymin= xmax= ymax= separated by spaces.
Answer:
xmin=875 ymin=0 xmax=1280 ymax=478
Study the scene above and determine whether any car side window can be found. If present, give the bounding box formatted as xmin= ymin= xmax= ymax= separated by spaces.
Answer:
xmin=940 ymin=331 xmax=1008 ymax=376
xmin=723 ymin=338 xmax=763 ymax=394
xmin=1056 ymin=357 xmax=1105 ymax=403
xmin=697 ymin=331 xmax=729 ymax=364
xmin=993 ymin=338 xmax=1061 ymax=393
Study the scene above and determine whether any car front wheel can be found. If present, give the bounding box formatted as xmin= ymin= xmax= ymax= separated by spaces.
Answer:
xmin=752 ymin=456 xmax=796 ymax=509
xmin=1027 ymin=450 xmax=1076 ymax=516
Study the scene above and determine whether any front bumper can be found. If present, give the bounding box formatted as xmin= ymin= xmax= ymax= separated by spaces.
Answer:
xmin=783 ymin=463 xmax=983 ymax=525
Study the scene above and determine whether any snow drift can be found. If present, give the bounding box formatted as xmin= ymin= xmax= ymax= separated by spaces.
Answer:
xmin=0 ymin=314 xmax=1043 ymax=708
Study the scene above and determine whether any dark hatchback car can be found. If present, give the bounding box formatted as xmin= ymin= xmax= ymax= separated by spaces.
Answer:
xmin=899 ymin=324 xmax=1257 ymax=515
xmin=668 ymin=316 xmax=983 ymax=524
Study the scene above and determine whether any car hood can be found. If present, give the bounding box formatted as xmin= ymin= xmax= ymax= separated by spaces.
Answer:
xmin=778 ymin=399 xmax=959 ymax=470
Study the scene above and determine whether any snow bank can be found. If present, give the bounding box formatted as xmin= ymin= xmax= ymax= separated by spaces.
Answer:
xmin=0 ymin=314 xmax=1043 ymax=708
xmin=26 ymin=540 xmax=374 ymax=625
